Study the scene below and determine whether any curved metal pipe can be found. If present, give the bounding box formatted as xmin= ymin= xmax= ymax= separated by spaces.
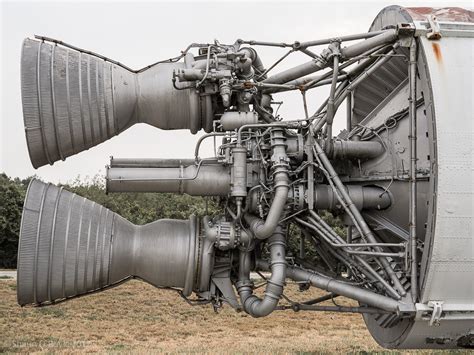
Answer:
xmin=256 ymin=261 xmax=402 ymax=313
xmin=244 ymin=128 xmax=289 ymax=239
xmin=239 ymin=47 xmax=266 ymax=78
xmin=237 ymin=227 xmax=287 ymax=317
xmin=244 ymin=169 xmax=289 ymax=239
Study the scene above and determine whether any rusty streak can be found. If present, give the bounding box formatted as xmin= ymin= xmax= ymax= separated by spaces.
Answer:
xmin=432 ymin=43 xmax=442 ymax=63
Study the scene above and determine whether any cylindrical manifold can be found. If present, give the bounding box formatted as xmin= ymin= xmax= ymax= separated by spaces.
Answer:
xmin=17 ymin=179 xmax=201 ymax=306
xmin=314 ymin=185 xmax=391 ymax=210
xmin=220 ymin=111 xmax=258 ymax=130
xmin=106 ymin=163 xmax=231 ymax=195
xmin=21 ymin=38 xmax=208 ymax=169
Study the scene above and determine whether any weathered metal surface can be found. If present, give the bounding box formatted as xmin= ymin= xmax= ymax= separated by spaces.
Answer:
xmin=16 ymin=4 xmax=474 ymax=350
xmin=18 ymin=179 xmax=200 ymax=305
xmin=362 ymin=6 xmax=474 ymax=349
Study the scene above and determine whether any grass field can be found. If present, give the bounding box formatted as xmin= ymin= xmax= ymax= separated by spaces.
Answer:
xmin=0 ymin=278 xmax=463 ymax=353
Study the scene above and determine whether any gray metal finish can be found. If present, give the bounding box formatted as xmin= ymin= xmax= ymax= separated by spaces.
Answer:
xmin=313 ymin=185 xmax=391 ymax=211
xmin=21 ymin=38 xmax=204 ymax=168
xmin=358 ymin=6 xmax=474 ymax=349
xmin=258 ymin=260 xmax=402 ymax=313
xmin=237 ymin=227 xmax=287 ymax=317
xmin=18 ymin=179 xmax=200 ymax=305
xmin=16 ymin=5 xmax=474 ymax=350
xmin=106 ymin=164 xmax=231 ymax=195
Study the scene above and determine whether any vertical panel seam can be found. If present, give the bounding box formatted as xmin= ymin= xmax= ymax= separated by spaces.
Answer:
xmin=95 ymin=59 xmax=104 ymax=142
xmin=107 ymin=214 xmax=116 ymax=285
xmin=36 ymin=41 xmax=53 ymax=165
xmin=110 ymin=65 xmax=119 ymax=135
xmin=78 ymin=52 xmax=87 ymax=149
xmin=47 ymin=186 xmax=63 ymax=301
xmin=86 ymin=56 xmax=96 ymax=145
xmin=74 ymin=197 xmax=87 ymax=296
xmin=33 ymin=182 xmax=50 ymax=304
xmin=92 ymin=205 xmax=104 ymax=289
xmin=50 ymin=44 xmax=64 ymax=161
xmin=99 ymin=209 xmax=109 ymax=287
xmin=62 ymin=193 xmax=75 ymax=299
xmin=102 ymin=61 xmax=111 ymax=138
xmin=65 ymin=49 xmax=76 ymax=155
xmin=83 ymin=201 xmax=94 ymax=291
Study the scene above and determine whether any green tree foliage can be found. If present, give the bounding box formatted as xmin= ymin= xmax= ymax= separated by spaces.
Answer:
xmin=0 ymin=174 xmax=32 ymax=268
xmin=63 ymin=175 xmax=218 ymax=225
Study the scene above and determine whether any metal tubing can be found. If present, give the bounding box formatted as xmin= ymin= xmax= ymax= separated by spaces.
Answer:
xmin=326 ymin=140 xmax=385 ymax=160
xmin=334 ymin=43 xmax=401 ymax=109
xmin=346 ymin=87 xmax=352 ymax=131
xmin=110 ymin=158 xmax=201 ymax=168
xmin=298 ymin=30 xmax=389 ymax=49
xmin=302 ymin=216 xmax=402 ymax=255
xmin=240 ymin=30 xmax=387 ymax=49
xmin=195 ymin=132 xmax=229 ymax=161
xmin=311 ymin=80 xmax=349 ymax=132
xmin=244 ymin=129 xmax=289 ymax=239
xmin=237 ymin=227 xmax=287 ymax=317
xmin=312 ymin=141 xmax=407 ymax=297
xmin=292 ymin=304 xmax=390 ymax=314
xmin=257 ymin=261 xmax=401 ymax=312
xmin=314 ymin=185 xmax=391 ymax=211
xmin=106 ymin=164 xmax=231 ymax=195
xmin=267 ymin=74 xmax=347 ymax=94
xmin=408 ymin=40 xmax=418 ymax=302
xmin=263 ymin=58 xmax=327 ymax=85
xmin=326 ymin=55 xmax=340 ymax=140
xmin=256 ymin=49 xmax=293 ymax=80
xmin=340 ymin=29 xmax=397 ymax=59
xmin=296 ymin=216 xmax=401 ymax=299
xmin=302 ymin=293 xmax=338 ymax=305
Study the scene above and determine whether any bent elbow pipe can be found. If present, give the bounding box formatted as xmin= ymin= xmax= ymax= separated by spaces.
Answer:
xmin=237 ymin=227 xmax=287 ymax=317
xmin=244 ymin=171 xmax=289 ymax=239
xmin=239 ymin=47 xmax=266 ymax=78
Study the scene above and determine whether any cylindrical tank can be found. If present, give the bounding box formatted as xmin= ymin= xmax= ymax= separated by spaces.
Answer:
xmin=351 ymin=6 xmax=474 ymax=349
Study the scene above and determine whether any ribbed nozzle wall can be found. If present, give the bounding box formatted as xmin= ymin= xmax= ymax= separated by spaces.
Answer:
xmin=21 ymin=38 xmax=205 ymax=169
xmin=17 ymin=179 xmax=199 ymax=306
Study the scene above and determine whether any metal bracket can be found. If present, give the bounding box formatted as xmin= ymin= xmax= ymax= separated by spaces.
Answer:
xmin=397 ymin=23 xmax=416 ymax=48
xmin=428 ymin=301 xmax=444 ymax=326
xmin=426 ymin=15 xmax=442 ymax=40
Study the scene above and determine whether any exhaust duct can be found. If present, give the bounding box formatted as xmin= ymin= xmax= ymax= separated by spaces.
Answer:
xmin=21 ymin=38 xmax=208 ymax=169
xmin=17 ymin=179 xmax=202 ymax=306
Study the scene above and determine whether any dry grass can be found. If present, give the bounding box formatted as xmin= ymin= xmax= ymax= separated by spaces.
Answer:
xmin=0 ymin=279 xmax=454 ymax=354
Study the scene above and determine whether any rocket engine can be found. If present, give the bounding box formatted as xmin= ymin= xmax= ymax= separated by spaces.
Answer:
xmin=17 ymin=6 xmax=474 ymax=349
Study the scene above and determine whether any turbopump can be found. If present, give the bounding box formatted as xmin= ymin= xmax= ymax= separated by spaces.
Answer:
xmin=17 ymin=6 xmax=474 ymax=349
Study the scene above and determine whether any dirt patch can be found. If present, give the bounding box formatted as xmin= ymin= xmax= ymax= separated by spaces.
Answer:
xmin=0 ymin=279 xmax=450 ymax=353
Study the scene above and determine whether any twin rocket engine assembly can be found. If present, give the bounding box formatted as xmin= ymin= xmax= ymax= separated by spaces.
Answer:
xmin=17 ymin=6 xmax=473 ymax=349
